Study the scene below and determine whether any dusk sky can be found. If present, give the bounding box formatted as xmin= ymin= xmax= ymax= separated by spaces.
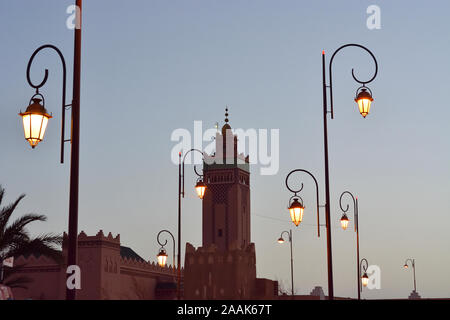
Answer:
xmin=1 ymin=0 xmax=450 ymax=299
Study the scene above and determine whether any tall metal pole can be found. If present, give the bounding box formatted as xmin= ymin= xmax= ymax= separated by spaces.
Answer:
xmin=177 ymin=152 xmax=182 ymax=300
xmin=404 ymin=258 xmax=417 ymax=294
xmin=176 ymin=149 xmax=204 ymax=300
xmin=278 ymin=230 xmax=294 ymax=297
xmin=289 ymin=230 xmax=294 ymax=297
xmin=356 ymin=198 xmax=361 ymax=300
xmin=322 ymin=51 xmax=334 ymax=300
xmin=66 ymin=0 xmax=82 ymax=301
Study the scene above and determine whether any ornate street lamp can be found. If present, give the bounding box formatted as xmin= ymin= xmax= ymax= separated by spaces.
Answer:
xmin=156 ymin=229 xmax=176 ymax=270
xmin=285 ymin=169 xmax=320 ymax=236
xmin=277 ymin=230 xmax=294 ymax=297
xmin=19 ymin=96 xmax=52 ymax=148
xmin=195 ymin=179 xmax=206 ymax=200
xmin=361 ymin=272 xmax=369 ymax=287
xmin=288 ymin=197 xmax=304 ymax=227
xmin=284 ymin=169 xmax=325 ymax=298
xmin=355 ymin=86 xmax=374 ymax=118
xmin=177 ymin=149 xmax=206 ymax=300
xmin=339 ymin=191 xmax=365 ymax=300
xmin=360 ymin=258 xmax=369 ymax=289
xmin=20 ymin=16 xmax=83 ymax=301
xmin=404 ymin=258 xmax=417 ymax=293
xmin=157 ymin=248 xmax=168 ymax=268
xmin=340 ymin=213 xmax=349 ymax=230
xmin=320 ymin=44 xmax=378 ymax=299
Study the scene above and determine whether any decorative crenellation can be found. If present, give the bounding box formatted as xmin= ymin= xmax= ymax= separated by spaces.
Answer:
xmin=120 ymin=256 xmax=183 ymax=276
xmin=206 ymin=170 xmax=235 ymax=184
xmin=64 ymin=231 xmax=183 ymax=276
xmin=14 ymin=254 xmax=61 ymax=266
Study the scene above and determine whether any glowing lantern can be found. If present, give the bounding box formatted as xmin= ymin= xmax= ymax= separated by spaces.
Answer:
xmin=361 ymin=272 xmax=369 ymax=287
xmin=355 ymin=87 xmax=373 ymax=118
xmin=195 ymin=180 xmax=206 ymax=199
xmin=157 ymin=248 xmax=168 ymax=267
xmin=340 ymin=214 xmax=349 ymax=230
xmin=288 ymin=198 xmax=304 ymax=227
xmin=19 ymin=98 xmax=52 ymax=148
xmin=277 ymin=237 xmax=285 ymax=244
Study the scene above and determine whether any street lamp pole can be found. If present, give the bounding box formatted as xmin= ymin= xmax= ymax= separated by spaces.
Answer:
xmin=285 ymin=169 xmax=325 ymax=296
xmin=21 ymin=0 xmax=82 ymax=300
xmin=66 ymin=0 xmax=82 ymax=301
xmin=177 ymin=149 xmax=205 ymax=300
xmin=339 ymin=191 xmax=361 ymax=300
xmin=322 ymin=44 xmax=378 ymax=299
xmin=404 ymin=258 xmax=417 ymax=292
xmin=277 ymin=230 xmax=294 ymax=297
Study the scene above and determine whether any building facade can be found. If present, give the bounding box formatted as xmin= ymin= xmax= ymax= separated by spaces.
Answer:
xmin=9 ymin=230 xmax=178 ymax=300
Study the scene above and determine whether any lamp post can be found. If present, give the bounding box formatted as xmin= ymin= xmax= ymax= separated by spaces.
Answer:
xmin=18 ymin=0 xmax=83 ymax=301
xmin=321 ymin=44 xmax=378 ymax=299
xmin=360 ymin=258 xmax=369 ymax=292
xmin=277 ymin=230 xmax=294 ymax=297
xmin=339 ymin=191 xmax=362 ymax=300
xmin=285 ymin=169 xmax=326 ymax=295
xmin=285 ymin=169 xmax=320 ymax=236
xmin=178 ymin=149 xmax=206 ymax=300
xmin=404 ymin=258 xmax=417 ymax=293
xmin=156 ymin=230 xmax=176 ymax=270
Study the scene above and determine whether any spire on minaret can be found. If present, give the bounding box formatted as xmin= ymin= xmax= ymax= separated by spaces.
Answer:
xmin=222 ymin=106 xmax=231 ymax=135
xmin=225 ymin=107 xmax=229 ymax=124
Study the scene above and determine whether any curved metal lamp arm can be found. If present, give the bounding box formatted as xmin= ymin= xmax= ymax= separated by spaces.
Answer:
xmin=360 ymin=258 xmax=369 ymax=274
xmin=404 ymin=258 xmax=415 ymax=268
xmin=404 ymin=258 xmax=417 ymax=292
xmin=181 ymin=148 xmax=205 ymax=197
xmin=285 ymin=169 xmax=321 ymax=237
xmin=280 ymin=230 xmax=292 ymax=242
xmin=27 ymin=44 xmax=69 ymax=164
xmin=157 ymin=229 xmax=176 ymax=267
xmin=328 ymin=43 xmax=378 ymax=119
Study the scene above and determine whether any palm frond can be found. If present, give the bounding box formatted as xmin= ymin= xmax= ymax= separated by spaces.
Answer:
xmin=0 ymin=193 xmax=26 ymax=235
xmin=0 ymin=185 xmax=5 ymax=207
xmin=0 ymin=186 xmax=64 ymax=294
xmin=4 ymin=233 xmax=63 ymax=264
xmin=0 ymin=214 xmax=47 ymax=251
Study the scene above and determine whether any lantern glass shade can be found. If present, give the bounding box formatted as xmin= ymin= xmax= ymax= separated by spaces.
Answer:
xmin=340 ymin=214 xmax=349 ymax=230
xmin=404 ymin=264 xmax=408 ymax=269
xmin=19 ymin=98 xmax=52 ymax=149
xmin=195 ymin=180 xmax=206 ymax=199
xmin=361 ymin=273 xmax=369 ymax=287
xmin=355 ymin=88 xmax=373 ymax=118
xmin=288 ymin=198 xmax=304 ymax=227
xmin=157 ymin=249 xmax=168 ymax=267
xmin=277 ymin=237 xmax=285 ymax=244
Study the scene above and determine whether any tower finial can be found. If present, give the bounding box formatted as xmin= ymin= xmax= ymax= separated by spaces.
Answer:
xmin=225 ymin=106 xmax=229 ymax=123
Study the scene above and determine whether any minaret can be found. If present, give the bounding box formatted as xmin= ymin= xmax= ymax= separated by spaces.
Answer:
xmin=202 ymin=108 xmax=251 ymax=251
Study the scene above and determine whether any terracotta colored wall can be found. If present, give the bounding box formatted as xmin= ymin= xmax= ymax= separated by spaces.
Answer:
xmin=184 ymin=242 xmax=258 ymax=300
xmin=9 ymin=231 xmax=178 ymax=300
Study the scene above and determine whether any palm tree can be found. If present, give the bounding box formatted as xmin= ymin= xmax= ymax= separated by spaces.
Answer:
xmin=0 ymin=185 xmax=62 ymax=288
